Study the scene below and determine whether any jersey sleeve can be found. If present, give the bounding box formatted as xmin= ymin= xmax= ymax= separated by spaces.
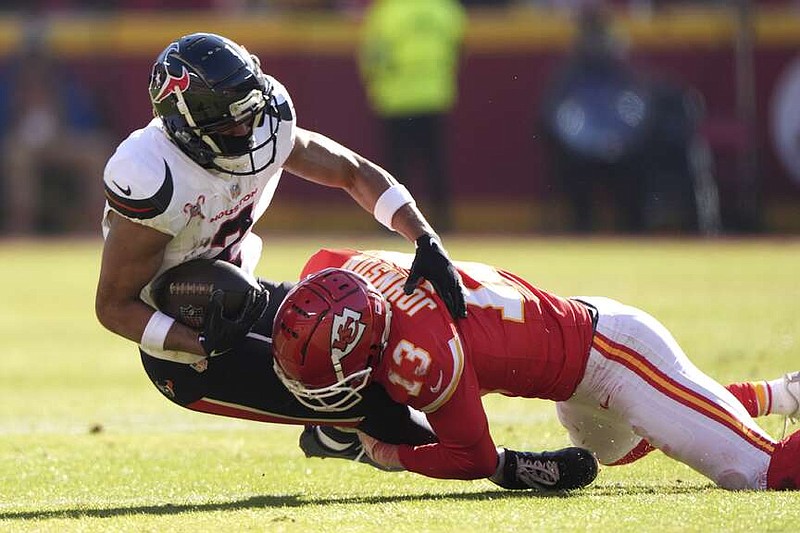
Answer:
xmin=396 ymin=362 xmax=498 ymax=480
xmin=300 ymin=248 xmax=359 ymax=279
xmin=381 ymin=322 xmax=464 ymax=413
xmin=380 ymin=322 xmax=497 ymax=480
xmin=103 ymin=139 xmax=182 ymax=236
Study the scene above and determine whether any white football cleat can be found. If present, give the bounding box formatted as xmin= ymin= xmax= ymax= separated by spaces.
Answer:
xmin=782 ymin=371 xmax=800 ymax=437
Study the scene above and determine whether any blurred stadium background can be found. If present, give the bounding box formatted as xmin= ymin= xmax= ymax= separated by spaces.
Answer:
xmin=2 ymin=4 xmax=800 ymax=527
xmin=0 ymin=0 xmax=799 ymax=236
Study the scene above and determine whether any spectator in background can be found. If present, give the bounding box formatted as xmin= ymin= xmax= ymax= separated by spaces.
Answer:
xmin=539 ymin=3 xmax=649 ymax=233
xmin=358 ymin=0 xmax=466 ymax=232
xmin=539 ymin=2 xmax=720 ymax=234
xmin=0 ymin=39 xmax=111 ymax=235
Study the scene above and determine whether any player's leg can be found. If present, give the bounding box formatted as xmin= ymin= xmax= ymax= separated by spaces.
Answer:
xmin=567 ymin=296 xmax=777 ymax=490
xmin=558 ymin=370 xmax=800 ymax=467
xmin=725 ymin=372 xmax=800 ymax=421
xmin=766 ymin=427 xmax=800 ymax=489
xmin=558 ymin=371 xmax=800 ymax=468
xmin=556 ymin=392 xmax=655 ymax=466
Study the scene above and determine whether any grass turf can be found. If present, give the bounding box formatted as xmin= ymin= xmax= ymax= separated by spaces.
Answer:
xmin=1 ymin=236 xmax=799 ymax=532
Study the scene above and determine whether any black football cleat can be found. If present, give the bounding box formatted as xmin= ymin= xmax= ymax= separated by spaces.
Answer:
xmin=490 ymin=447 xmax=598 ymax=491
xmin=298 ymin=426 xmax=402 ymax=472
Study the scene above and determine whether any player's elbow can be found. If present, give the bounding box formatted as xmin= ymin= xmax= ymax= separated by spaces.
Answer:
xmin=94 ymin=291 xmax=125 ymax=336
xmin=94 ymin=293 xmax=114 ymax=332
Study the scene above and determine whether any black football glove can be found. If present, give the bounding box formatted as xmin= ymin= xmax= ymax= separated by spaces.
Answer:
xmin=403 ymin=234 xmax=467 ymax=319
xmin=198 ymin=288 xmax=269 ymax=357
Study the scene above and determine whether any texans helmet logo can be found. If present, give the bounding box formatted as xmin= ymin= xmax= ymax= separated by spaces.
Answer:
xmin=330 ymin=308 xmax=366 ymax=360
xmin=152 ymin=64 xmax=190 ymax=103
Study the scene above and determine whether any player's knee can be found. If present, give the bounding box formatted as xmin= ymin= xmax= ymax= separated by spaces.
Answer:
xmin=715 ymin=470 xmax=753 ymax=490
xmin=144 ymin=370 xmax=206 ymax=407
xmin=140 ymin=352 xmax=208 ymax=407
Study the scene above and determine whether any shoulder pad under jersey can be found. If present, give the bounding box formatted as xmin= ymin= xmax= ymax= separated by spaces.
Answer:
xmin=103 ymin=127 xmax=175 ymax=221
xmin=383 ymin=323 xmax=465 ymax=414
xmin=267 ymin=75 xmax=297 ymax=124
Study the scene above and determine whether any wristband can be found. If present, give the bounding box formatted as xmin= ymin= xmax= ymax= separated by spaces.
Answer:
xmin=140 ymin=310 xmax=176 ymax=353
xmin=374 ymin=184 xmax=415 ymax=230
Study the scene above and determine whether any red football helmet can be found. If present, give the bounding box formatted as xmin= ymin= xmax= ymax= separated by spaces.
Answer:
xmin=272 ymin=268 xmax=392 ymax=412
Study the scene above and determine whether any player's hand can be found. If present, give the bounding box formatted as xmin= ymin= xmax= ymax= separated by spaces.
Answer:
xmin=357 ymin=431 xmax=404 ymax=471
xmin=404 ymin=234 xmax=467 ymax=319
xmin=199 ymin=287 xmax=269 ymax=357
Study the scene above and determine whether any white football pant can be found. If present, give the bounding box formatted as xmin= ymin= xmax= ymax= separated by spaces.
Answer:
xmin=556 ymin=297 xmax=774 ymax=490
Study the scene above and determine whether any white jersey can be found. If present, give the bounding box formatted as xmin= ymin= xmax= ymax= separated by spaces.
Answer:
xmin=102 ymin=76 xmax=296 ymax=363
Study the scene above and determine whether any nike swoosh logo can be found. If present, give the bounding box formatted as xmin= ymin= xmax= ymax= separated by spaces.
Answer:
xmin=599 ymin=394 xmax=611 ymax=409
xmin=104 ymin=160 xmax=174 ymax=220
xmin=112 ymin=181 xmax=131 ymax=196
xmin=429 ymin=371 xmax=444 ymax=394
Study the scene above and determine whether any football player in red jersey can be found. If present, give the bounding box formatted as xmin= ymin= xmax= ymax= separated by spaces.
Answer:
xmin=272 ymin=249 xmax=800 ymax=490
xmin=137 ymin=260 xmax=598 ymax=491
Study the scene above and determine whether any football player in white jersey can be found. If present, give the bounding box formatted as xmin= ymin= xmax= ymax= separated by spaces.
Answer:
xmin=96 ymin=32 xmax=466 ymax=363
xmin=94 ymin=33 xmax=468 ymax=465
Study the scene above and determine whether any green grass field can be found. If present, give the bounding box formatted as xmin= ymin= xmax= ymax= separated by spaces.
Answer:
xmin=1 ymin=235 xmax=799 ymax=532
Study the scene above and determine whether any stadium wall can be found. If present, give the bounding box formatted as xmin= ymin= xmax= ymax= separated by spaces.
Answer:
xmin=3 ymin=6 xmax=799 ymax=233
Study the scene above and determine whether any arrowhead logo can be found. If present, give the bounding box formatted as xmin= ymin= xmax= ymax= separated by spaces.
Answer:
xmin=330 ymin=308 xmax=366 ymax=360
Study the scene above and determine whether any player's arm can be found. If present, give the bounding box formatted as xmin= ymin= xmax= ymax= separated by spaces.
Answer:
xmin=356 ymin=385 xmax=438 ymax=446
xmin=284 ymin=127 xmax=433 ymax=241
xmin=284 ymin=128 xmax=466 ymax=318
xmin=400 ymin=367 xmax=498 ymax=479
xmin=362 ymin=365 xmax=498 ymax=480
xmin=359 ymin=381 xmax=599 ymax=490
xmin=95 ymin=212 xmax=204 ymax=355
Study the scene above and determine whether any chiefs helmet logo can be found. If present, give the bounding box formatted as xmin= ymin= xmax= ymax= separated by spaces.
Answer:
xmin=152 ymin=65 xmax=190 ymax=103
xmin=330 ymin=308 xmax=366 ymax=360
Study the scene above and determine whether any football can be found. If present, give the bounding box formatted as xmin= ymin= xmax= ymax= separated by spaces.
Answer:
xmin=151 ymin=259 xmax=261 ymax=330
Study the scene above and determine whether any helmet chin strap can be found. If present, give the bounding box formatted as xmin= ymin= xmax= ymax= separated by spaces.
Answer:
xmin=174 ymin=88 xmax=197 ymax=127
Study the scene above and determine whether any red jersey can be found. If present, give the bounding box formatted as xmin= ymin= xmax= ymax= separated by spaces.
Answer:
xmin=301 ymin=249 xmax=595 ymax=479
